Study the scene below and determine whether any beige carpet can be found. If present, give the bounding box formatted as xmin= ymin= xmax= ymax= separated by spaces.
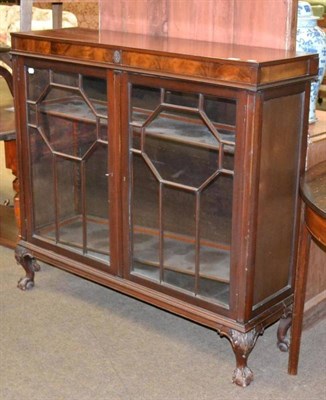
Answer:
xmin=0 ymin=245 xmax=325 ymax=400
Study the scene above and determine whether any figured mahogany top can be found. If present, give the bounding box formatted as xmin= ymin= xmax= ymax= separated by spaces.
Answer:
xmin=11 ymin=28 xmax=318 ymax=89
xmin=301 ymin=161 xmax=326 ymax=219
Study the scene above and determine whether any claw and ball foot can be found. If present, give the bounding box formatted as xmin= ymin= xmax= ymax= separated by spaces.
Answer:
xmin=15 ymin=245 xmax=40 ymax=290
xmin=219 ymin=326 xmax=264 ymax=387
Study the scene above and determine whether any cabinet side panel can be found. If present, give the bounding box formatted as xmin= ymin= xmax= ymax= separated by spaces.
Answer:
xmin=253 ymin=92 xmax=304 ymax=307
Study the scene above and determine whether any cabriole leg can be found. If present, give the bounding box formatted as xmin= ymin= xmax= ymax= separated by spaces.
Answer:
xmin=15 ymin=245 xmax=40 ymax=290
xmin=277 ymin=306 xmax=292 ymax=352
xmin=219 ymin=326 xmax=264 ymax=387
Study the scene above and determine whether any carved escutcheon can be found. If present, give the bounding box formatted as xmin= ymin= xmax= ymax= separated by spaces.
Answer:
xmin=113 ymin=50 xmax=122 ymax=64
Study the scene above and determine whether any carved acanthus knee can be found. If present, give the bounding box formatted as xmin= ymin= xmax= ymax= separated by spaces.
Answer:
xmin=15 ymin=245 xmax=40 ymax=290
xmin=219 ymin=325 xmax=264 ymax=387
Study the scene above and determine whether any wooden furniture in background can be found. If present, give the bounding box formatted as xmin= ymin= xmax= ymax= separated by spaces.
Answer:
xmin=99 ymin=0 xmax=298 ymax=50
xmin=289 ymin=161 xmax=326 ymax=375
xmin=0 ymin=65 xmax=18 ymax=248
xmin=304 ymin=111 xmax=326 ymax=327
xmin=0 ymin=133 xmax=18 ymax=249
xmin=10 ymin=27 xmax=317 ymax=386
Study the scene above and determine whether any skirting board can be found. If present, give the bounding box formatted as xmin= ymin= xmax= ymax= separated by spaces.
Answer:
xmin=303 ymin=290 xmax=326 ymax=329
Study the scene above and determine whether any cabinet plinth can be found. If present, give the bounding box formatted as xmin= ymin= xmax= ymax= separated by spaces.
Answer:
xmin=11 ymin=28 xmax=317 ymax=387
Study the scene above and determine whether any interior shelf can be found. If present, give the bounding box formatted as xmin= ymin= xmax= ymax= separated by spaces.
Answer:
xmin=132 ymin=230 xmax=230 ymax=283
xmin=38 ymin=97 xmax=108 ymax=123
xmin=131 ymin=109 xmax=235 ymax=151
xmin=36 ymin=215 xmax=110 ymax=263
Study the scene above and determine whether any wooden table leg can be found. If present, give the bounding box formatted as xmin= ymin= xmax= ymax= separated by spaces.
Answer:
xmin=288 ymin=220 xmax=311 ymax=375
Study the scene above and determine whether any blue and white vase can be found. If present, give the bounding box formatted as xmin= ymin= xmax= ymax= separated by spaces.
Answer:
xmin=297 ymin=1 xmax=326 ymax=123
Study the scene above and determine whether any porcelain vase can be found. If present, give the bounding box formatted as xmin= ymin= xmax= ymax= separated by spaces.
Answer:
xmin=297 ymin=1 xmax=326 ymax=123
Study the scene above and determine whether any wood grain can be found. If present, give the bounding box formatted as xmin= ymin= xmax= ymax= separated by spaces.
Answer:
xmin=100 ymin=0 xmax=297 ymax=50
xmin=11 ymin=28 xmax=318 ymax=90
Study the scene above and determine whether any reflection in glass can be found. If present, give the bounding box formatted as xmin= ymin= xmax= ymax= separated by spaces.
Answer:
xmin=27 ymin=104 xmax=37 ymax=126
xmin=165 ymin=90 xmax=198 ymax=107
xmin=52 ymin=71 xmax=79 ymax=87
xmin=131 ymin=85 xmax=161 ymax=125
xmin=162 ymin=187 xmax=196 ymax=293
xmin=83 ymin=76 xmax=108 ymax=117
xmin=40 ymin=88 xmax=97 ymax=122
xmin=27 ymin=68 xmax=49 ymax=102
xmin=132 ymin=153 xmax=160 ymax=281
xmin=144 ymin=136 xmax=219 ymax=188
xmin=27 ymin=66 xmax=110 ymax=265
xmin=204 ymin=96 xmax=236 ymax=126
xmin=29 ymin=126 xmax=55 ymax=235
xmin=98 ymin=118 xmax=108 ymax=142
xmin=130 ymin=83 xmax=236 ymax=307
xmin=85 ymin=143 xmax=110 ymax=261
xmin=57 ymin=158 xmax=83 ymax=248
xmin=144 ymin=111 xmax=219 ymax=148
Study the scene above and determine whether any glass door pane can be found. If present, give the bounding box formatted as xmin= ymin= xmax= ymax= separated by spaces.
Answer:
xmin=128 ymin=82 xmax=236 ymax=307
xmin=27 ymin=66 xmax=110 ymax=265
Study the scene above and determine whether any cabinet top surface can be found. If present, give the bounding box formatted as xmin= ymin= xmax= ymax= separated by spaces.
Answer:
xmin=11 ymin=28 xmax=318 ymax=89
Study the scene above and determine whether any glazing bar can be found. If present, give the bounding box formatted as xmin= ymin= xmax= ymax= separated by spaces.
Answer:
xmin=53 ymin=154 xmax=59 ymax=243
xmin=51 ymin=83 xmax=80 ymax=91
xmin=194 ymin=191 xmax=201 ymax=295
xmin=80 ymin=161 xmax=87 ymax=255
xmin=198 ymin=93 xmax=204 ymax=111
xmin=160 ymin=88 xmax=165 ymax=103
xmin=162 ymin=179 xmax=197 ymax=193
xmin=219 ymin=143 xmax=224 ymax=170
xmin=159 ymin=182 xmax=164 ymax=283
xmin=161 ymin=102 xmax=199 ymax=113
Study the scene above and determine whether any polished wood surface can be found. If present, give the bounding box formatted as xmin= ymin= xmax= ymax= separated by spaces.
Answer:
xmin=11 ymin=28 xmax=315 ymax=386
xmin=305 ymin=207 xmax=326 ymax=247
xmin=100 ymin=0 xmax=297 ymax=50
xmin=305 ymin=112 xmax=326 ymax=324
xmin=0 ymin=108 xmax=15 ymax=141
xmin=301 ymin=162 xmax=326 ymax=249
xmin=301 ymin=161 xmax=326 ymax=220
xmin=0 ymin=205 xmax=17 ymax=249
xmin=11 ymin=28 xmax=318 ymax=90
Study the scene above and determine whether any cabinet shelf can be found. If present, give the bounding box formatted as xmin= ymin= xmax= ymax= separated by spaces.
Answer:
xmin=36 ymin=215 xmax=110 ymax=263
xmin=131 ymin=109 xmax=235 ymax=152
xmin=133 ymin=230 xmax=230 ymax=283
xmin=132 ymin=257 xmax=230 ymax=306
xmin=38 ymin=96 xmax=108 ymax=123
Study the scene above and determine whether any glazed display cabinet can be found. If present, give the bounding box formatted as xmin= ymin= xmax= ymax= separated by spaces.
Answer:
xmin=11 ymin=28 xmax=317 ymax=387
